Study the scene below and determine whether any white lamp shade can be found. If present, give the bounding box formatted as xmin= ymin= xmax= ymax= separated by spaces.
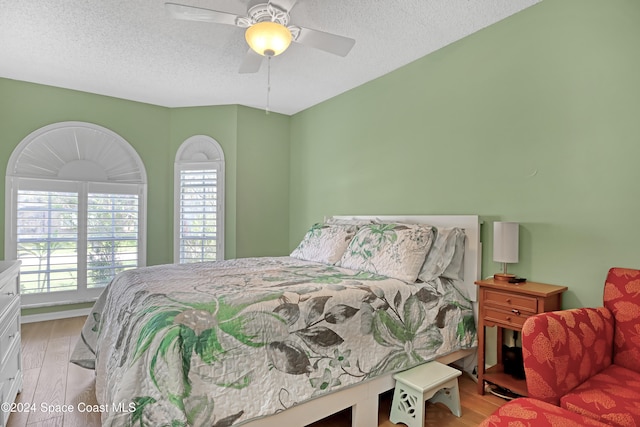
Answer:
xmin=493 ymin=222 xmax=519 ymax=264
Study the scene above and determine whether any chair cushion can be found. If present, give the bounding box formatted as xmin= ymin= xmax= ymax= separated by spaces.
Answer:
xmin=479 ymin=398 xmax=609 ymax=427
xmin=604 ymin=267 xmax=640 ymax=374
xmin=561 ymin=364 xmax=640 ymax=427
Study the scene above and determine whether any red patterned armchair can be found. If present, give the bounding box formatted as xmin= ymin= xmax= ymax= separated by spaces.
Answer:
xmin=479 ymin=397 xmax=610 ymax=427
xmin=520 ymin=267 xmax=640 ymax=426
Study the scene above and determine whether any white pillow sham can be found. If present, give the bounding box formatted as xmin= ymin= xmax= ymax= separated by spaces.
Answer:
xmin=290 ymin=223 xmax=357 ymax=265
xmin=337 ymin=223 xmax=434 ymax=282
xmin=418 ymin=227 xmax=466 ymax=282
xmin=324 ymin=217 xmax=374 ymax=227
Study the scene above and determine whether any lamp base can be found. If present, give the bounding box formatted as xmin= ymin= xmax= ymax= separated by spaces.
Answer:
xmin=494 ymin=273 xmax=516 ymax=282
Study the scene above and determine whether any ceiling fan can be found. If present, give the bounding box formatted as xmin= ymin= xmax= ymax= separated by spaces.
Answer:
xmin=165 ymin=0 xmax=356 ymax=73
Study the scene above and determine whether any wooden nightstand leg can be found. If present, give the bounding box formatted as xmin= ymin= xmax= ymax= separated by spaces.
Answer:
xmin=496 ymin=326 xmax=504 ymax=373
xmin=477 ymin=321 xmax=486 ymax=395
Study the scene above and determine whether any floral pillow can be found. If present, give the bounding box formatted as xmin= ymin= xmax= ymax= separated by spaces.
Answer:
xmin=324 ymin=217 xmax=374 ymax=227
xmin=337 ymin=223 xmax=434 ymax=282
xmin=290 ymin=223 xmax=357 ymax=264
xmin=418 ymin=227 xmax=466 ymax=282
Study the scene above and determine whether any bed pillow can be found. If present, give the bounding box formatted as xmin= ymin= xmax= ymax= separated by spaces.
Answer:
xmin=337 ymin=223 xmax=434 ymax=282
xmin=442 ymin=228 xmax=466 ymax=280
xmin=418 ymin=227 xmax=466 ymax=282
xmin=324 ymin=217 xmax=374 ymax=227
xmin=290 ymin=223 xmax=357 ymax=264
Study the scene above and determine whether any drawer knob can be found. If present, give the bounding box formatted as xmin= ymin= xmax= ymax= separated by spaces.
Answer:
xmin=5 ymin=291 xmax=15 ymax=296
xmin=506 ymin=298 xmax=511 ymax=303
xmin=506 ymin=316 xmax=512 ymax=321
xmin=512 ymin=309 xmax=521 ymax=315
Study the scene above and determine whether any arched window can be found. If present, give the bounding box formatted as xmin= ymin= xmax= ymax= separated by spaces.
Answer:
xmin=5 ymin=122 xmax=147 ymax=307
xmin=174 ymin=135 xmax=225 ymax=263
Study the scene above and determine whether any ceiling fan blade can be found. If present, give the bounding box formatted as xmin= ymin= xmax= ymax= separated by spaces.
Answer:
xmin=294 ymin=27 xmax=355 ymax=57
xmin=239 ymin=49 xmax=264 ymax=74
xmin=165 ymin=2 xmax=241 ymax=26
xmin=269 ymin=0 xmax=299 ymax=13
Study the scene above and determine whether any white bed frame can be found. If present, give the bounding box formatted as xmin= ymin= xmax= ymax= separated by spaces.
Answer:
xmin=243 ymin=215 xmax=482 ymax=427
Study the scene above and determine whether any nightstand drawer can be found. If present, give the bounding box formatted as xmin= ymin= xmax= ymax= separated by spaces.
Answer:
xmin=483 ymin=289 xmax=537 ymax=314
xmin=484 ymin=307 xmax=531 ymax=329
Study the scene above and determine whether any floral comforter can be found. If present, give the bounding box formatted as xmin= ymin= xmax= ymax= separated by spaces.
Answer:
xmin=71 ymin=257 xmax=476 ymax=426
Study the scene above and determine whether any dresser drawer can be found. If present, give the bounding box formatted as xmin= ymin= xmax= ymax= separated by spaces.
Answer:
xmin=484 ymin=306 xmax=531 ymax=329
xmin=1 ymin=336 xmax=22 ymax=405
xmin=0 ymin=300 xmax=20 ymax=366
xmin=0 ymin=273 xmax=19 ymax=319
xmin=483 ymin=289 xmax=538 ymax=314
xmin=0 ymin=383 xmax=8 ymax=427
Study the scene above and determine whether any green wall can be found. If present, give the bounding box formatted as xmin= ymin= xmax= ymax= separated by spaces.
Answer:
xmin=0 ymin=79 xmax=291 ymax=317
xmin=289 ymin=0 xmax=640 ymax=309
xmin=168 ymin=104 xmax=240 ymax=260
xmin=167 ymin=105 xmax=291 ymax=259
xmin=0 ymin=79 xmax=173 ymax=266
xmin=236 ymin=106 xmax=290 ymax=257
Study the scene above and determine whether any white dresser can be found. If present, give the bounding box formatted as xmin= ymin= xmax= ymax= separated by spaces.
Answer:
xmin=0 ymin=261 xmax=21 ymax=427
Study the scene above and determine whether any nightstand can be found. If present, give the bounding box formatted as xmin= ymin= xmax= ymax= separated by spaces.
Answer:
xmin=475 ymin=278 xmax=567 ymax=396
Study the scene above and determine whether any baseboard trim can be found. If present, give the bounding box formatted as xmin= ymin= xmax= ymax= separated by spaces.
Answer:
xmin=21 ymin=307 xmax=92 ymax=324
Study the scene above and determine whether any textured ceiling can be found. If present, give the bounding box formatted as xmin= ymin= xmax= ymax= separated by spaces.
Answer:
xmin=0 ymin=0 xmax=540 ymax=115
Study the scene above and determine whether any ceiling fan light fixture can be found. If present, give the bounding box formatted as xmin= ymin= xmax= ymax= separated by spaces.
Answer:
xmin=245 ymin=21 xmax=292 ymax=57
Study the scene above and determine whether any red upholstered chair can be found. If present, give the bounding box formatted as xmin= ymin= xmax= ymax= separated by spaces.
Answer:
xmin=521 ymin=267 xmax=640 ymax=427
xmin=479 ymin=398 xmax=610 ymax=427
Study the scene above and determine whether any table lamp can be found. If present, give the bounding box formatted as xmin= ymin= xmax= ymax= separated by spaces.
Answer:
xmin=493 ymin=221 xmax=519 ymax=282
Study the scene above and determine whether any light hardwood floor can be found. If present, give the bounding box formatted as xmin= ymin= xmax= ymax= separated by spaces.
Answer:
xmin=8 ymin=317 xmax=506 ymax=427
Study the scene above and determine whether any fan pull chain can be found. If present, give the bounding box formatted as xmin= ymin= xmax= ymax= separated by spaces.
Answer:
xmin=266 ymin=56 xmax=271 ymax=115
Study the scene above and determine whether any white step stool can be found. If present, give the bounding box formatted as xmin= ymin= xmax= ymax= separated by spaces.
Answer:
xmin=389 ymin=361 xmax=462 ymax=427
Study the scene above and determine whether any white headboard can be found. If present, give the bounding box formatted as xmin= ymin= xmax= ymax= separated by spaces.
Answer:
xmin=330 ymin=215 xmax=482 ymax=302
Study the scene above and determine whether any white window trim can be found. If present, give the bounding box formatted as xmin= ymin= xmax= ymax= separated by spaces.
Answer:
xmin=5 ymin=122 xmax=147 ymax=308
xmin=174 ymin=135 xmax=225 ymax=263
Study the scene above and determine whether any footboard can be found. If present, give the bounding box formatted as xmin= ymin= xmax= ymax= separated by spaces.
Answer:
xmin=241 ymin=348 xmax=474 ymax=427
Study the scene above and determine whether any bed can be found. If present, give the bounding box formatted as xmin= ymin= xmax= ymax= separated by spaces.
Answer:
xmin=71 ymin=215 xmax=481 ymax=427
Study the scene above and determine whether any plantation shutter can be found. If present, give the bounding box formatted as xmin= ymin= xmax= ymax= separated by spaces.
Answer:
xmin=11 ymin=181 xmax=143 ymax=304
xmin=87 ymin=192 xmax=139 ymax=287
xmin=16 ymin=190 xmax=79 ymax=294
xmin=178 ymin=168 xmax=219 ymax=263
